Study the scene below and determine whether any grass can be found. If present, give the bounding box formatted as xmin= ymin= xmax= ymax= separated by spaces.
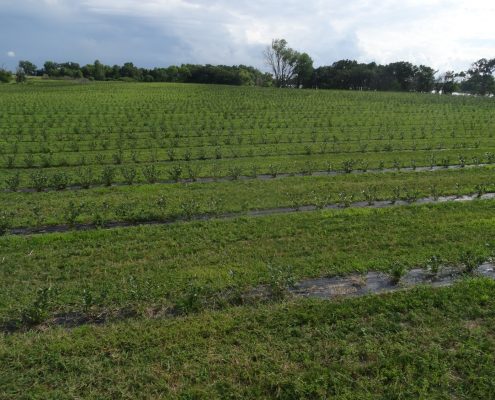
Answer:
xmin=2 ymin=81 xmax=495 ymax=396
xmin=1 ymin=279 xmax=495 ymax=399
xmin=1 ymin=200 xmax=494 ymax=326
xmin=1 ymin=166 xmax=494 ymax=228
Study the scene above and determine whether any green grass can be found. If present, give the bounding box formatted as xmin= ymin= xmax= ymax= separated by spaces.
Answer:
xmin=2 ymin=279 xmax=495 ymax=399
xmin=1 ymin=166 xmax=494 ymax=228
xmin=1 ymin=200 xmax=494 ymax=325
xmin=2 ymin=82 xmax=495 ymax=396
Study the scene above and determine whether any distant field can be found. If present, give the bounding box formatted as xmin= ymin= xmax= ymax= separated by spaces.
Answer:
xmin=1 ymin=81 xmax=495 ymax=398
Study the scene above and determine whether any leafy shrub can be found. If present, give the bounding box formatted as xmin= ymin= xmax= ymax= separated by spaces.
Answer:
xmin=390 ymin=262 xmax=406 ymax=284
xmin=266 ymin=264 xmax=296 ymax=300
xmin=460 ymin=250 xmax=485 ymax=274
xmin=112 ymin=149 xmax=124 ymax=164
xmin=268 ymin=164 xmax=279 ymax=177
xmin=101 ymin=166 xmax=115 ymax=186
xmin=362 ymin=186 xmax=377 ymax=205
xmin=180 ymin=199 xmax=200 ymax=219
xmin=30 ymin=170 xmax=48 ymax=191
xmin=5 ymin=173 xmax=20 ymax=191
xmin=426 ymin=255 xmax=443 ymax=276
xmin=342 ymin=159 xmax=355 ymax=173
xmin=338 ymin=192 xmax=353 ymax=208
xmin=228 ymin=165 xmax=242 ymax=180
xmin=121 ymin=166 xmax=137 ymax=185
xmin=142 ymin=164 xmax=159 ymax=183
xmin=20 ymin=287 xmax=56 ymax=326
xmin=50 ymin=171 xmax=70 ymax=190
xmin=475 ymin=183 xmax=487 ymax=198
xmin=78 ymin=167 xmax=94 ymax=189
xmin=64 ymin=201 xmax=84 ymax=226
xmin=168 ymin=165 xmax=182 ymax=182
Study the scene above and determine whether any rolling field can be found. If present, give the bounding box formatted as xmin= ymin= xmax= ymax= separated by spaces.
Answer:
xmin=1 ymin=81 xmax=495 ymax=399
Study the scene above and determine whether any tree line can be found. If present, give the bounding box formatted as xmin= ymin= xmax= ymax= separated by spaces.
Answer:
xmin=1 ymin=38 xmax=494 ymax=95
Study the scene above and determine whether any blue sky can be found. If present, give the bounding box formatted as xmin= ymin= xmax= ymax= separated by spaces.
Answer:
xmin=1 ymin=0 xmax=494 ymax=72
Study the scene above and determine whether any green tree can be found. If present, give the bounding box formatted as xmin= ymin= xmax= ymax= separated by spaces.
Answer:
xmin=263 ymin=39 xmax=300 ymax=87
xmin=414 ymin=65 xmax=436 ymax=92
xmin=0 ymin=68 xmax=12 ymax=83
xmin=93 ymin=60 xmax=106 ymax=81
xmin=18 ymin=60 xmax=37 ymax=76
xmin=461 ymin=58 xmax=495 ymax=95
xmin=294 ymin=52 xmax=314 ymax=88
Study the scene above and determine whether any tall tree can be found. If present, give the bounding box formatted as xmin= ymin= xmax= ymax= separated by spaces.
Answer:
xmin=18 ymin=60 xmax=37 ymax=76
xmin=294 ymin=52 xmax=314 ymax=88
xmin=263 ymin=39 xmax=299 ymax=87
xmin=462 ymin=58 xmax=495 ymax=95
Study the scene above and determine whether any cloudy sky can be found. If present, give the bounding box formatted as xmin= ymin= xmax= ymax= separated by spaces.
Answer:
xmin=1 ymin=0 xmax=494 ymax=72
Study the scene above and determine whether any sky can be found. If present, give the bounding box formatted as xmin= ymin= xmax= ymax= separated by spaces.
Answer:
xmin=1 ymin=0 xmax=494 ymax=73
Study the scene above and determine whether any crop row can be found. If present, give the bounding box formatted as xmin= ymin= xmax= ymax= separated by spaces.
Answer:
xmin=2 ymin=148 xmax=494 ymax=190
xmin=1 ymin=166 xmax=494 ymax=229
xmin=1 ymin=199 xmax=494 ymax=327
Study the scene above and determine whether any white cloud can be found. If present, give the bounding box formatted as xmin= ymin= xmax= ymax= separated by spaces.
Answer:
xmin=7 ymin=51 xmax=15 ymax=57
xmin=1 ymin=0 xmax=494 ymax=71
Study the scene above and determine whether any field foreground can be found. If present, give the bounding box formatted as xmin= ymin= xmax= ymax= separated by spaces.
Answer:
xmin=1 ymin=82 xmax=495 ymax=399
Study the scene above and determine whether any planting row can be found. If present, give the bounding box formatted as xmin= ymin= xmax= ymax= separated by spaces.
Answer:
xmin=0 ymin=199 xmax=494 ymax=328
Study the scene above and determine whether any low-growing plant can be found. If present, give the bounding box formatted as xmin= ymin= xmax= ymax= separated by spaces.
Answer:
xmin=460 ymin=250 xmax=485 ymax=274
xmin=167 ymin=148 xmax=176 ymax=161
xmin=249 ymin=164 xmax=259 ymax=178
xmin=393 ymin=159 xmax=401 ymax=171
xmin=485 ymin=152 xmax=495 ymax=164
xmin=359 ymin=160 xmax=369 ymax=172
xmin=30 ymin=170 xmax=48 ymax=192
xmin=426 ymin=255 xmax=443 ymax=276
xmin=391 ymin=186 xmax=401 ymax=203
xmin=338 ymin=192 xmax=354 ymax=208
xmin=141 ymin=164 xmax=159 ymax=183
xmin=268 ymin=163 xmax=279 ymax=178
xmin=101 ymin=166 xmax=115 ymax=186
xmin=180 ymin=199 xmax=200 ymax=220
xmin=78 ymin=167 xmax=94 ymax=189
xmin=342 ymin=159 xmax=355 ymax=173
xmin=390 ymin=261 xmax=406 ymax=284
xmin=404 ymin=187 xmax=420 ymax=203
xmin=20 ymin=286 xmax=56 ymax=326
xmin=50 ymin=171 xmax=70 ymax=190
xmin=266 ymin=264 xmax=296 ymax=299
xmin=362 ymin=186 xmax=377 ymax=205
xmin=39 ymin=153 xmax=53 ymax=168
xmin=4 ymin=154 xmax=16 ymax=169
xmin=168 ymin=165 xmax=182 ymax=182
xmin=187 ymin=165 xmax=202 ymax=182
xmin=228 ymin=165 xmax=242 ymax=180
xmin=5 ymin=172 xmax=20 ymax=191
xmin=23 ymin=152 xmax=35 ymax=168
xmin=207 ymin=196 xmax=225 ymax=217
xmin=156 ymin=194 xmax=167 ymax=214
xmin=64 ymin=201 xmax=85 ymax=226
xmin=112 ymin=149 xmax=124 ymax=164
xmin=121 ymin=166 xmax=137 ymax=185
xmin=430 ymin=184 xmax=439 ymax=200
xmin=475 ymin=183 xmax=487 ymax=198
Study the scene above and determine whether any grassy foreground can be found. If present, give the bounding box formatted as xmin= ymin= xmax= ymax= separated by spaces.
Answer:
xmin=1 ymin=200 xmax=494 ymax=326
xmin=2 ymin=279 xmax=495 ymax=399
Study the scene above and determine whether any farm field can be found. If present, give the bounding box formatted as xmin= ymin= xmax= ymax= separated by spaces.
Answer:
xmin=1 ymin=81 xmax=495 ymax=398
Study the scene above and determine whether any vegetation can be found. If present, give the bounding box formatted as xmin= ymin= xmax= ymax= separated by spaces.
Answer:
xmin=8 ymin=41 xmax=494 ymax=93
xmin=1 ymin=80 xmax=495 ymax=397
